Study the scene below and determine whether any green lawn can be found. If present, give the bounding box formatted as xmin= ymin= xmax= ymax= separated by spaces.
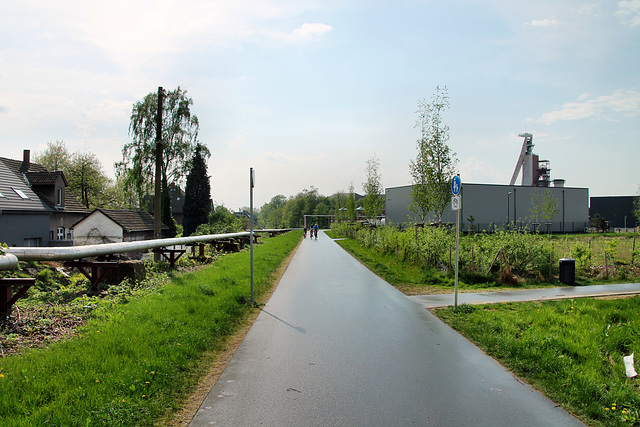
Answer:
xmin=435 ymin=297 xmax=640 ymax=426
xmin=0 ymin=231 xmax=300 ymax=426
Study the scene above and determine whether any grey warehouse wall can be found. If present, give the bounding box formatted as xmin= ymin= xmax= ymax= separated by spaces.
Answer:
xmin=385 ymin=183 xmax=589 ymax=233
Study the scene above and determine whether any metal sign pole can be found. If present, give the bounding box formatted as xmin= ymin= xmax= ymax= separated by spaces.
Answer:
xmin=451 ymin=175 xmax=461 ymax=309
xmin=250 ymin=168 xmax=255 ymax=304
xmin=454 ymin=207 xmax=460 ymax=309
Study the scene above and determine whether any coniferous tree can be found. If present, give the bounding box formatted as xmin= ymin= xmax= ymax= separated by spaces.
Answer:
xmin=183 ymin=144 xmax=212 ymax=236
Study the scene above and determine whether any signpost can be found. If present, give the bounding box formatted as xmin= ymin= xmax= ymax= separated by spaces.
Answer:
xmin=451 ymin=175 xmax=461 ymax=196
xmin=451 ymin=175 xmax=461 ymax=309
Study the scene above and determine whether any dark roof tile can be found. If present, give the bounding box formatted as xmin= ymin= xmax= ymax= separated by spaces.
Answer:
xmin=95 ymin=209 xmax=168 ymax=232
xmin=0 ymin=161 xmax=50 ymax=213
xmin=25 ymin=171 xmax=67 ymax=186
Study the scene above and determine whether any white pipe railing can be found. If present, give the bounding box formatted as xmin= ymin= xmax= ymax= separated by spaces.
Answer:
xmin=0 ymin=230 xmax=290 ymax=269
xmin=0 ymin=253 xmax=19 ymax=270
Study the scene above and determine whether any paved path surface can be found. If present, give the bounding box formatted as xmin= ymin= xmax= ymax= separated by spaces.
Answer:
xmin=410 ymin=282 xmax=640 ymax=309
xmin=190 ymin=231 xmax=584 ymax=426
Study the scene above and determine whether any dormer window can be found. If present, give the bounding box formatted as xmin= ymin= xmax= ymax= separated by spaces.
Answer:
xmin=56 ymin=188 xmax=63 ymax=206
xmin=12 ymin=188 xmax=29 ymax=199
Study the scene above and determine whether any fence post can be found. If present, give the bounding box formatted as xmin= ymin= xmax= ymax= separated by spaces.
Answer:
xmin=471 ymin=245 xmax=475 ymax=274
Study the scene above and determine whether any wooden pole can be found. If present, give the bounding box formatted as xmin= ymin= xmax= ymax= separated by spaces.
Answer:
xmin=154 ymin=86 xmax=164 ymax=261
xmin=471 ymin=245 xmax=475 ymax=274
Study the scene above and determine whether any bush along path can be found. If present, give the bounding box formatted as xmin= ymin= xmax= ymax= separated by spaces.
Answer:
xmin=329 ymin=223 xmax=640 ymax=292
xmin=0 ymin=231 xmax=300 ymax=426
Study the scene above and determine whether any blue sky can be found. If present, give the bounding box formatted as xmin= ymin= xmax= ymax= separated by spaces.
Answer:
xmin=1 ymin=0 xmax=639 ymax=209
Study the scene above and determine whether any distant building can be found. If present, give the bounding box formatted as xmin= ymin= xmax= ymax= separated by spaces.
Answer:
xmin=590 ymin=196 xmax=638 ymax=230
xmin=386 ymin=183 xmax=589 ymax=233
xmin=234 ymin=210 xmax=257 ymax=229
xmin=25 ymin=170 xmax=91 ymax=245
xmin=170 ymin=184 xmax=185 ymax=225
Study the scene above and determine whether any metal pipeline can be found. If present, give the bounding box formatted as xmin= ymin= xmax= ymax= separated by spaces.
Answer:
xmin=1 ymin=230 xmax=290 ymax=270
xmin=0 ymin=253 xmax=19 ymax=270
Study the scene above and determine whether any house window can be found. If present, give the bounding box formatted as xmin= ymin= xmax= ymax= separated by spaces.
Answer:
xmin=12 ymin=188 xmax=29 ymax=199
xmin=57 ymin=226 xmax=65 ymax=240
xmin=56 ymin=188 xmax=62 ymax=206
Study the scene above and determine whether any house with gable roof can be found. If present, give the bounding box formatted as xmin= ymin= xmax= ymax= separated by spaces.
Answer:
xmin=72 ymin=208 xmax=169 ymax=246
xmin=0 ymin=155 xmax=51 ymax=246
xmin=25 ymin=170 xmax=91 ymax=244
xmin=0 ymin=150 xmax=90 ymax=247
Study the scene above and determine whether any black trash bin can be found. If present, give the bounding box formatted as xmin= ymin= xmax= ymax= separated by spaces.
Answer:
xmin=559 ymin=258 xmax=575 ymax=284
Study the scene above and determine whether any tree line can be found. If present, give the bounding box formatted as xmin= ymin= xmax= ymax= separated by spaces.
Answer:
xmin=33 ymin=84 xmax=460 ymax=239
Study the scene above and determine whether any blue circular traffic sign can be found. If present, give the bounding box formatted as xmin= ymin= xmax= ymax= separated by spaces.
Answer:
xmin=451 ymin=176 xmax=461 ymax=195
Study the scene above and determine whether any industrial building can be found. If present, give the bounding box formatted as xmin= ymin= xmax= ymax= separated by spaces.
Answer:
xmin=385 ymin=133 xmax=590 ymax=232
xmin=589 ymin=196 xmax=638 ymax=230
xmin=385 ymin=183 xmax=589 ymax=233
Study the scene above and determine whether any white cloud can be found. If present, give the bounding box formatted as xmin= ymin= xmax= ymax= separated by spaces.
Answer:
xmin=460 ymin=157 xmax=508 ymax=184
xmin=81 ymin=99 xmax=131 ymax=124
xmin=529 ymin=18 xmax=560 ymax=26
xmin=9 ymin=0 xmax=328 ymax=71
xmin=262 ymin=22 xmax=333 ymax=45
xmin=224 ymin=134 xmax=245 ymax=148
xmin=261 ymin=151 xmax=326 ymax=163
xmin=617 ymin=0 xmax=640 ymax=27
xmin=292 ymin=23 xmax=333 ymax=40
xmin=535 ymin=90 xmax=640 ymax=124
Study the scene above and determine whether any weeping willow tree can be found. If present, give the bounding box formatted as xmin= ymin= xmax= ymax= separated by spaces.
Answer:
xmin=116 ymin=87 xmax=208 ymax=236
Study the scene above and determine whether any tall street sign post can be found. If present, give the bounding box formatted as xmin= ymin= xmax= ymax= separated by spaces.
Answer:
xmin=451 ymin=175 xmax=461 ymax=309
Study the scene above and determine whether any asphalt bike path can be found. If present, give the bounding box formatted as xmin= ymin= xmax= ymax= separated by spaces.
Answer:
xmin=411 ymin=282 xmax=640 ymax=309
xmin=190 ymin=230 xmax=584 ymax=426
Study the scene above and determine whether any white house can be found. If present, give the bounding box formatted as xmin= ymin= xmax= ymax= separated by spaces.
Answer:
xmin=73 ymin=209 xmax=167 ymax=246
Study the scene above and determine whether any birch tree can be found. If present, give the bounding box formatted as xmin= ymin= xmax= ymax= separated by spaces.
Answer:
xmin=362 ymin=155 xmax=384 ymax=223
xmin=409 ymin=86 xmax=458 ymax=223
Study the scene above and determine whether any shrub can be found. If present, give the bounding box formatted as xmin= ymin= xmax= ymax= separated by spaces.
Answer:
xmin=571 ymin=243 xmax=593 ymax=275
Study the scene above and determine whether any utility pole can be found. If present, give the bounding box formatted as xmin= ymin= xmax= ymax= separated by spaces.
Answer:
xmin=154 ymin=86 xmax=164 ymax=261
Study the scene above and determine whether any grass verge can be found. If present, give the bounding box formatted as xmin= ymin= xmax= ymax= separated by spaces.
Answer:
xmin=329 ymin=233 xmax=562 ymax=294
xmin=435 ymin=297 xmax=640 ymax=427
xmin=0 ymin=231 xmax=301 ymax=426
